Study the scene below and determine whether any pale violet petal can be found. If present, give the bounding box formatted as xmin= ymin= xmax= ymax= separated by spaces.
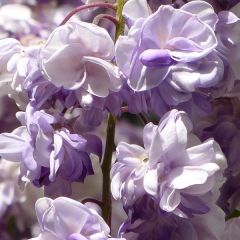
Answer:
xmin=167 ymin=163 xmax=219 ymax=189
xmin=82 ymin=56 xmax=121 ymax=97
xmin=159 ymin=187 xmax=181 ymax=212
xmin=181 ymin=1 xmax=218 ymax=29
xmin=123 ymin=0 xmax=151 ymax=26
xmin=143 ymin=169 xmax=158 ymax=195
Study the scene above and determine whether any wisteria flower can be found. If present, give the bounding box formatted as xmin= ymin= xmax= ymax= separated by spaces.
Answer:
xmin=121 ymin=195 xmax=225 ymax=240
xmin=0 ymin=159 xmax=25 ymax=218
xmin=115 ymin=1 xmax=226 ymax=112
xmin=0 ymin=36 xmax=42 ymax=99
xmin=116 ymin=2 xmax=219 ymax=90
xmin=31 ymin=197 xmax=125 ymax=240
xmin=0 ymin=38 xmax=22 ymax=93
xmin=0 ymin=3 xmax=36 ymax=39
xmin=0 ymin=104 xmax=102 ymax=196
xmin=111 ymin=109 xmax=226 ymax=216
xmin=40 ymin=20 xmax=122 ymax=97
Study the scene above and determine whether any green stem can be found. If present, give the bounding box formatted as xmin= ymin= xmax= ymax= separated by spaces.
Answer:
xmin=101 ymin=114 xmax=116 ymax=227
xmin=115 ymin=0 xmax=125 ymax=42
xmin=101 ymin=0 xmax=125 ymax=229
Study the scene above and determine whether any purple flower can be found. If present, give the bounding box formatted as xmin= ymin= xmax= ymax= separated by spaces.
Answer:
xmin=111 ymin=109 xmax=226 ymax=216
xmin=117 ymin=2 xmax=218 ymax=91
xmin=0 ymin=104 xmax=102 ymax=196
xmin=0 ymin=37 xmax=41 ymax=97
xmin=31 ymin=197 xmax=125 ymax=240
xmin=0 ymin=4 xmax=35 ymax=39
xmin=0 ymin=38 xmax=22 ymax=94
xmin=121 ymin=195 xmax=225 ymax=240
xmin=40 ymin=20 xmax=122 ymax=97
xmin=0 ymin=159 xmax=25 ymax=218
xmin=116 ymin=1 xmax=224 ymax=112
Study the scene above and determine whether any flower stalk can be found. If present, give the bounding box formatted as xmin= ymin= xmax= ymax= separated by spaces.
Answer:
xmin=101 ymin=0 xmax=125 ymax=228
xmin=101 ymin=113 xmax=116 ymax=228
xmin=115 ymin=0 xmax=125 ymax=42
xmin=93 ymin=14 xmax=119 ymax=26
xmin=59 ymin=2 xmax=117 ymax=26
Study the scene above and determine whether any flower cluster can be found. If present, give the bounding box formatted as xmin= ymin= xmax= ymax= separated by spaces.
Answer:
xmin=111 ymin=110 xmax=226 ymax=216
xmin=31 ymin=197 xmax=125 ymax=240
xmin=0 ymin=0 xmax=239 ymax=239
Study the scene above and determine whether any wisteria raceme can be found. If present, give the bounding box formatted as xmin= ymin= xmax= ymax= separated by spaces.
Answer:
xmin=0 ymin=104 xmax=102 ymax=196
xmin=0 ymin=0 xmax=240 ymax=239
xmin=111 ymin=109 xmax=226 ymax=216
